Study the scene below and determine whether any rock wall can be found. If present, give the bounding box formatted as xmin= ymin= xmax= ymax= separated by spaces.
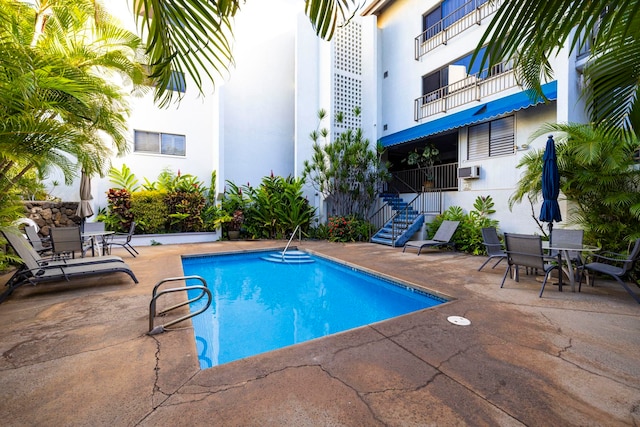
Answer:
xmin=22 ymin=201 xmax=81 ymax=237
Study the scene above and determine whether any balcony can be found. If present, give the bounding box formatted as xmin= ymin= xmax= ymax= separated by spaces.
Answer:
xmin=414 ymin=62 xmax=516 ymax=121
xmin=415 ymin=0 xmax=504 ymax=60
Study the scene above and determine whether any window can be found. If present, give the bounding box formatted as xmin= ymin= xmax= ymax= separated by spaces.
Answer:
xmin=422 ymin=6 xmax=442 ymax=41
xmin=422 ymin=69 xmax=448 ymax=99
xmin=422 ymin=49 xmax=486 ymax=98
xmin=442 ymin=0 xmax=488 ymax=28
xmin=142 ymin=65 xmax=186 ymax=93
xmin=467 ymin=116 xmax=514 ymax=159
xmin=422 ymin=0 xmax=489 ymax=42
xmin=134 ymin=131 xmax=186 ymax=156
xmin=167 ymin=71 xmax=186 ymax=93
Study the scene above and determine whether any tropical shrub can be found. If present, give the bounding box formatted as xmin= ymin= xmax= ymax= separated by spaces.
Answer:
xmin=130 ymin=191 xmax=168 ymax=234
xmin=108 ymin=165 xmax=140 ymax=193
xmin=327 ymin=215 xmax=374 ymax=242
xmin=241 ymin=174 xmax=316 ymax=239
xmin=429 ymin=195 xmax=499 ymax=255
xmin=101 ymin=166 xmax=319 ymax=240
xmin=166 ymin=191 xmax=206 ymax=232
xmin=308 ymin=222 xmax=330 ymax=240
xmin=303 ymin=108 xmax=391 ymax=219
xmin=105 ymin=188 xmax=134 ymax=232
xmin=201 ymin=171 xmax=232 ymax=232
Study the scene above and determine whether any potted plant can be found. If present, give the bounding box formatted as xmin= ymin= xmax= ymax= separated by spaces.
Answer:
xmin=401 ymin=144 xmax=440 ymax=188
xmin=227 ymin=209 xmax=244 ymax=239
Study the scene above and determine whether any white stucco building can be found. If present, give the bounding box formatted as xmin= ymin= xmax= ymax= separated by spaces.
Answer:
xmin=361 ymin=0 xmax=587 ymax=239
xmin=47 ymin=0 xmax=588 ymax=241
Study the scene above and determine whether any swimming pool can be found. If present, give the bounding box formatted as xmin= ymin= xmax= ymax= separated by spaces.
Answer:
xmin=181 ymin=249 xmax=447 ymax=369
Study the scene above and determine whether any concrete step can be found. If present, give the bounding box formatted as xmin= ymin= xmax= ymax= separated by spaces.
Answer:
xmin=261 ymin=250 xmax=315 ymax=264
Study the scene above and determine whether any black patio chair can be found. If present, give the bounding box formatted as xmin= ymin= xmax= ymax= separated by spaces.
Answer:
xmin=578 ymin=238 xmax=640 ymax=304
xmin=549 ymin=228 xmax=584 ymax=265
xmin=478 ymin=227 xmax=507 ymax=271
xmin=0 ymin=227 xmax=136 ymax=304
xmin=105 ymin=221 xmax=138 ymax=257
xmin=24 ymin=225 xmax=52 ymax=256
xmin=501 ymin=233 xmax=561 ymax=298
xmin=50 ymin=226 xmax=83 ymax=259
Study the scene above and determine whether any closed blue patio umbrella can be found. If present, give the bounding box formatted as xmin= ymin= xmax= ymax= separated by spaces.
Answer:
xmin=539 ymin=135 xmax=562 ymax=236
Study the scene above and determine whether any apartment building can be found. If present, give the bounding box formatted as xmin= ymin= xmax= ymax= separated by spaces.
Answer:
xmin=361 ymin=0 xmax=587 ymax=234
xmin=46 ymin=0 xmax=588 ymax=238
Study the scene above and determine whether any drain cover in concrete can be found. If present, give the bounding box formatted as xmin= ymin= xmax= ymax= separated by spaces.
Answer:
xmin=447 ymin=316 xmax=471 ymax=326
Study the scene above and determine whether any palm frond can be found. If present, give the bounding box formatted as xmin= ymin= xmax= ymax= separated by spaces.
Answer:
xmin=133 ymin=0 xmax=237 ymax=107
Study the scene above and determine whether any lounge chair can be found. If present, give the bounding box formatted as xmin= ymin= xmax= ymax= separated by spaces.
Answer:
xmin=478 ymin=227 xmax=507 ymax=271
xmin=578 ymin=238 xmax=640 ymax=304
xmin=105 ymin=221 xmax=138 ymax=257
xmin=403 ymin=220 xmax=459 ymax=255
xmin=1 ymin=227 xmax=137 ymax=303
xmin=3 ymin=227 xmax=124 ymax=267
xmin=501 ymin=233 xmax=561 ymax=298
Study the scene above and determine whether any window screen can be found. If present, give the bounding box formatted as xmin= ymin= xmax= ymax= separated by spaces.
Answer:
xmin=134 ymin=131 xmax=160 ymax=153
xmin=467 ymin=116 xmax=514 ymax=160
xmin=161 ymin=133 xmax=186 ymax=156
xmin=134 ymin=131 xmax=186 ymax=156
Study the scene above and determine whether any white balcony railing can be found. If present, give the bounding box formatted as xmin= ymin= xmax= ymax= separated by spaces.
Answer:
xmin=414 ymin=62 xmax=516 ymax=121
xmin=415 ymin=0 xmax=504 ymax=60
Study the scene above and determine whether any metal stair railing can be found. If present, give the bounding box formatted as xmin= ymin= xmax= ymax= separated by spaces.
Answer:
xmin=368 ymin=174 xmax=419 ymax=239
xmin=148 ymin=275 xmax=212 ymax=335
xmin=282 ymin=224 xmax=301 ymax=261
xmin=390 ymin=192 xmax=422 ymax=246
xmin=369 ymin=197 xmax=396 ymax=238
xmin=369 ymin=184 xmax=444 ymax=245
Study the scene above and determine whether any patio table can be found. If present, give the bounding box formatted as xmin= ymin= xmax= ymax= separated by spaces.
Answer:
xmin=542 ymin=241 xmax=600 ymax=292
xmin=82 ymin=230 xmax=115 ymax=257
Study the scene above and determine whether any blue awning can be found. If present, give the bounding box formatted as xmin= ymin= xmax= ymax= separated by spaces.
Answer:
xmin=380 ymin=81 xmax=558 ymax=147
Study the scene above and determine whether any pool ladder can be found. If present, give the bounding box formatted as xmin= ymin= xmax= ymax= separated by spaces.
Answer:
xmin=281 ymin=224 xmax=301 ymax=261
xmin=148 ymin=275 xmax=212 ymax=335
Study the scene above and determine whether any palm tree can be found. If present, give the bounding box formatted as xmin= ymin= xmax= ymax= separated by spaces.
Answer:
xmin=132 ymin=0 xmax=360 ymax=106
xmin=477 ymin=0 xmax=640 ymax=138
xmin=0 ymin=0 xmax=146 ymax=198
xmin=510 ymin=123 xmax=640 ymax=250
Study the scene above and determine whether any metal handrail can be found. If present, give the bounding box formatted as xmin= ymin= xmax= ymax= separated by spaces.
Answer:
xmin=369 ymin=189 xmax=443 ymax=244
xmin=148 ymin=275 xmax=212 ymax=335
xmin=282 ymin=224 xmax=301 ymax=261
xmin=390 ymin=193 xmax=423 ymax=246
xmin=414 ymin=64 xmax=516 ymax=120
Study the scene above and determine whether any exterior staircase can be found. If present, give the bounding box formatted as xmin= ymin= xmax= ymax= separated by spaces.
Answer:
xmin=370 ymin=194 xmax=424 ymax=247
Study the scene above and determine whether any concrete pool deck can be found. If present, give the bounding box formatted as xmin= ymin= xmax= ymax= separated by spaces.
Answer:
xmin=0 ymin=240 xmax=638 ymax=426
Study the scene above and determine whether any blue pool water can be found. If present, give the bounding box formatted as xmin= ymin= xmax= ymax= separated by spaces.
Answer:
xmin=181 ymin=250 xmax=446 ymax=369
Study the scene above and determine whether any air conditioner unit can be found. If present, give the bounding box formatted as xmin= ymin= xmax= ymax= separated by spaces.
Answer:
xmin=458 ymin=166 xmax=481 ymax=179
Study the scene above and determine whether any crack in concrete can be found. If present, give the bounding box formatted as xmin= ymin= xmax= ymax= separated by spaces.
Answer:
xmin=557 ymin=336 xmax=572 ymax=358
xmin=315 ymin=363 xmax=386 ymax=425
xmin=149 ymin=335 xmax=169 ymax=401
xmin=137 ymin=335 xmax=200 ymax=426
xmin=143 ymin=357 xmax=386 ymax=425
xmin=369 ymin=323 xmax=525 ymax=425
xmin=1 ymin=332 xmax=148 ymax=370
